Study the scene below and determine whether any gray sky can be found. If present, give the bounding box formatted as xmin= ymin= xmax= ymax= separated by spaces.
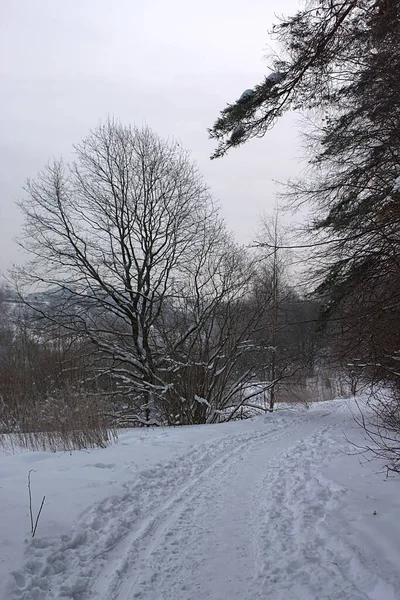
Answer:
xmin=0 ymin=0 xmax=302 ymax=277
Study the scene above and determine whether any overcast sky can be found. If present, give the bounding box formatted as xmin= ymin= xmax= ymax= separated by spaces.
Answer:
xmin=0 ymin=0 xmax=303 ymax=277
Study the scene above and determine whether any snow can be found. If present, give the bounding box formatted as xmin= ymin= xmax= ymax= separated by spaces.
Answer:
xmin=194 ymin=394 xmax=210 ymax=407
xmin=238 ymin=89 xmax=255 ymax=102
xmin=1 ymin=398 xmax=400 ymax=600
xmin=266 ymin=71 xmax=286 ymax=85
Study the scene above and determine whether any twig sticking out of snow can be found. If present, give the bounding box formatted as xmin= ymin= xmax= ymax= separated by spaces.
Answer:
xmin=28 ymin=470 xmax=35 ymax=535
xmin=32 ymin=496 xmax=46 ymax=538
xmin=27 ymin=470 xmax=46 ymax=538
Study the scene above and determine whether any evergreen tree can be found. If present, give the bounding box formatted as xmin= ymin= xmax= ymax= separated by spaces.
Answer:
xmin=210 ymin=0 xmax=400 ymax=385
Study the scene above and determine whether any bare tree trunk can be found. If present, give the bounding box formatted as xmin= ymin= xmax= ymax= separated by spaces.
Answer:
xmin=269 ymin=212 xmax=279 ymax=412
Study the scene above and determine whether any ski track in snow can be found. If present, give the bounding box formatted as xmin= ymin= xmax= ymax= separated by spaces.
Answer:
xmin=6 ymin=404 xmax=400 ymax=600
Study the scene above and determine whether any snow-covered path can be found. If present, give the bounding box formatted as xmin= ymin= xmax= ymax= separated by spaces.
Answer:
xmin=103 ymin=415 xmax=329 ymax=600
xmin=96 ymin=414 xmax=318 ymax=600
xmin=3 ymin=401 xmax=400 ymax=600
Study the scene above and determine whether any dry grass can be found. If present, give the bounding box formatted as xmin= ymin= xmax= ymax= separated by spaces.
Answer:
xmin=0 ymin=389 xmax=117 ymax=452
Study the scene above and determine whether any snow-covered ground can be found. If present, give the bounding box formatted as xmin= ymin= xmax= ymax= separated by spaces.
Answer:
xmin=1 ymin=399 xmax=400 ymax=600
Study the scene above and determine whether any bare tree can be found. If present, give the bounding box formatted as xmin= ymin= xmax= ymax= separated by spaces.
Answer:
xmin=171 ymin=237 xmax=275 ymax=424
xmin=15 ymin=121 xmax=274 ymax=426
xmin=259 ymin=210 xmax=284 ymax=411
xmin=154 ymin=226 xmax=259 ymax=424
xmin=252 ymin=211 xmax=309 ymax=410
xmin=15 ymin=122 xmax=218 ymax=423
